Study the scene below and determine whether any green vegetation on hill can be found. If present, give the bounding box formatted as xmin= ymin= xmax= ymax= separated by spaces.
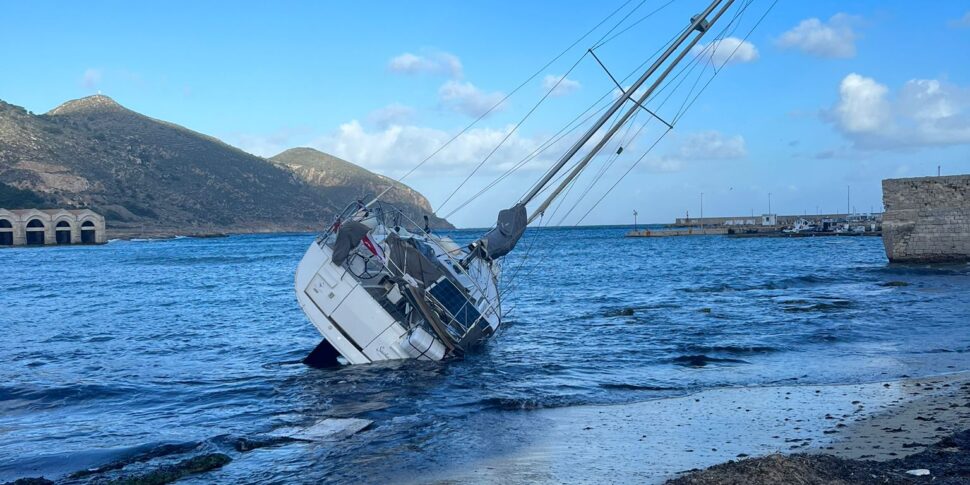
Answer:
xmin=0 ymin=182 xmax=50 ymax=208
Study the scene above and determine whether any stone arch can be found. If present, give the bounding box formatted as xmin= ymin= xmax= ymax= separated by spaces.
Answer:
xmin=81 ymin=220 xmax=97 ymax=244
xmin=25 ymin=218 xmax=46 ymax=245
xmin=55 ymin=219 xmax=73 ymax=244
xmin=0 ymin=218 xmax=12 ymax=246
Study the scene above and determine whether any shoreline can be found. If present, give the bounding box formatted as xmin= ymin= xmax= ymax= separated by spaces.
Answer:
xmin=419 ymin=371 xmax=970 ymax=484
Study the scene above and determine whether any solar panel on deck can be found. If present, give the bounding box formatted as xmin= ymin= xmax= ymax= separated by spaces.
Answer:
xmin=428 ymin=278 xmax=481 ymax=330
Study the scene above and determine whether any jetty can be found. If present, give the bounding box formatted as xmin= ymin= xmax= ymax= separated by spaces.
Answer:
xmin=0 ymin=209 xmax=106 ymax=246
xmin=626 ymin=212 xmax=882 ymax=238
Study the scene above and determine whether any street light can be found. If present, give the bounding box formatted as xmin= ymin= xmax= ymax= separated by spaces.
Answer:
xmin=633 ymin=209 xmax=638 ymax=233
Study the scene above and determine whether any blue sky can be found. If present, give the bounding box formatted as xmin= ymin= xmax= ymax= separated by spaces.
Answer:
xmin=2 ymin=1 xmax=969 ymax=227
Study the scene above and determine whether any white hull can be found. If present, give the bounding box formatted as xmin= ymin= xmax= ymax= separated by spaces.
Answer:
xmin=295 ymin=217 xmax=502 ymax=365
xmin=295 ymin=242 xmax=448 ymax=364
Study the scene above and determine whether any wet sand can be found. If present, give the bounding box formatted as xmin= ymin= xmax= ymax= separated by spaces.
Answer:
xmin=820 ymin=374 xmax=970 ymax=461
xmin=424 ymin=371 xmax=970 ymax=484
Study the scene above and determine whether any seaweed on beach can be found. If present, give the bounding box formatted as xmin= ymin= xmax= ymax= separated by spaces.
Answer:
xmin=103 ymin=453 xmax=231 ymax=485
xmin=667 ymin=429 xmax=970 ymax=485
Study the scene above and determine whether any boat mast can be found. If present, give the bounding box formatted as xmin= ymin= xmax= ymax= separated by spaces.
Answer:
xmin=523 ymin=0 xmax=736 ymax=224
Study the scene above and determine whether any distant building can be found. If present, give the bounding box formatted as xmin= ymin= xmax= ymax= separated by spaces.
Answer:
xmin=0 ymin=209 xmax=106 ymax=246
xmin=761 ymin=214 xmax=777 ymax=226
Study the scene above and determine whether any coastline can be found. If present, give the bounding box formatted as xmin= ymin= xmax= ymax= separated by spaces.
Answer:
xmin=420 ymin=371 xmax=970 ymax=484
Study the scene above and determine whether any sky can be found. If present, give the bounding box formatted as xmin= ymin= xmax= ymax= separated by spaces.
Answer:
xmin=2 ymin=0 xmax=969 ymax=228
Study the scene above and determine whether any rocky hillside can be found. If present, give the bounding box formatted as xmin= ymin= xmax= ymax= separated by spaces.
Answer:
xmin=0 ymin=95 xmax=450 ymax=235
xmin=270 ymin=148 xmax=450 ymax=229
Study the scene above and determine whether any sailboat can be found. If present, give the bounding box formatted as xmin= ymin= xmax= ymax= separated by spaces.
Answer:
xmin=295 ymin=0 xmax=767 ymax=365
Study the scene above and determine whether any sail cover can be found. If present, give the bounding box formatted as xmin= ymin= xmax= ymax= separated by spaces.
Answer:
xmin=384 ymin=232 xmax=445 ymax=286
xmin=481 ymin=203 xmax=527 ymax=260
xmin=331 ymin=221 xmax=371 ymax=266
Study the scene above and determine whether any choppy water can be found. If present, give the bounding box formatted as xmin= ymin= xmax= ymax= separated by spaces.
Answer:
xmin=1 ymin=228 xmax=969 ymax=483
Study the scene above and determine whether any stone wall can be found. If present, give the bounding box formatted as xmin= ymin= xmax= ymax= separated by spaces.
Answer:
xmin=882 ymin=175 xmax=970 ymax=263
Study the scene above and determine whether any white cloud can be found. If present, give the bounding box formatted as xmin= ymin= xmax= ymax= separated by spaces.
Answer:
xmin=627 ymin=130 xmax=746 ymax=174
xmin=675 ymin=130 xmax=748 ymax=160
xmin=311 ymin=120 xmax=555 ymax=176
xmin=388 ymin=51 xmax=463 ymax=78
xmin=834 ymin=73 xmax=890 ymax=133
xmin=542 ymin=74 xmax=582 ymax=97
xmin=778 ymin=13 xmax=858 ymax=58
xmin=642 ymin=156 xmax=684 ymax=173
xmin=81 ymin=68 xmax=102 ymax=89
xmin=949 ymin=11 xmax=970 ymax=28
xmin=438 ymin=80 xmax=506 ymax=117
xmin=367 ymin=103 xmax=415 ymax=128
xmin=828 ymin=73 xmax=970 ymax=149
xmin=691 ymin=37 xmax=759 ymax=66
xmin=223 ymin=128 xmax=309 ymax=158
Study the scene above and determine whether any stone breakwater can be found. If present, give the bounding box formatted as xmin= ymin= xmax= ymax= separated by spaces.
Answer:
xmin=882 ymin=175 xmax=970 ymax=263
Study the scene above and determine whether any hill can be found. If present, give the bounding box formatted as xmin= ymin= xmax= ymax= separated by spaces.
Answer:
xmin=270 ymin=147 xmax=449 ymax=229
xmin=0 ymin=95 xmax=450 ymax=235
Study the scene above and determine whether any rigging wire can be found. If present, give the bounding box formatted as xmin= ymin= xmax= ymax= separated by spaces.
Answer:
xmin=377 ymin=0 xmax=642 ymax=198
xmin=443 ymin=25 xmax=686 ymax=220
xmin=440 ymin=98 xmax=614 ymax=219
xmin=591 ymin=0 xmax=679 ymax=50
xmin=555 ymin=0 xmax=755 ymax=226
xmin=434 ymin=51 xmax=589 ymax=214
xmin=573 ymin=0 xmax=778 ymax=226
xmin=673 ymin=0 xmax=776 ymax=125
xmin=670 ymin=0 xmax=752 ymax=120
xmin=436 ymin=0 xmax=674 ymax=215
xmin=502 ymin=0 xmax=778 ymax=297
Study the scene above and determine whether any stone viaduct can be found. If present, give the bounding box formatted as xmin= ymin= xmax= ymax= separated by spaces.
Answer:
xmin=0 ymin=209 xmax=106 ymax=246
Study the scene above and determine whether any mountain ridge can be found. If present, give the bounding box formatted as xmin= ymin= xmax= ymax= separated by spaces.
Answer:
xmin=269 ymin=147 xmax=448 ymax=228
xmin=0 ymin=94 xmax=452 ymax=235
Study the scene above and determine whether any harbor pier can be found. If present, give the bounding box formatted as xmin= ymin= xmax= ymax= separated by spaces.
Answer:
xmin=626 ymin=212 xmax=882 ymax=238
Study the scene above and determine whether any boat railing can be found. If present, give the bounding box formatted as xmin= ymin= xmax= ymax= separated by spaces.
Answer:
xmin=320 ymin=200 xmax=503 ymax=323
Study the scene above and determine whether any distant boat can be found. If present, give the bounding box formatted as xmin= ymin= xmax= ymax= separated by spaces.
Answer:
xmin=294 ymin=0 xmax=767 ymax=365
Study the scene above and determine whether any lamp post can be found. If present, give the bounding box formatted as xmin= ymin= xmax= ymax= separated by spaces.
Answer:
xmin=633 ymin=209 xmax=638 ymax=233
xmin=847 ymin=185 xmax=850 ymax=215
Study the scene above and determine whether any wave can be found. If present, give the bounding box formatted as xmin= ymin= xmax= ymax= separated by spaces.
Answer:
xmin=597 ymin=383 xmax=682 ymax=392
xmin=806 ymin=332 xmax=844 ymax=343
xmin=604 ymin=307 xmax=635 ymax=317
xmin=868 ymin=264 xmax=970 ymax=277
xmin=471 ymin=395 xmax=583 ymax=411
xmin=679 ymin=345 xmax=782 ymax=356
xmin=682 ymin=274 xmax=840 ymax=294
xmin=669 ymin=354 xmax=750 ymax=367
xmin=781 ymin=299 xmax=854 ymax=313
xmin=0 ymin=383 xmax=139 ymax=412
xmin=602 ymin=303 xmax=682 ymax=317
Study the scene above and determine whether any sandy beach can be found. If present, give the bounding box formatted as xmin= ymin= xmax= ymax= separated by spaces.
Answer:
xmin=419 ymin=371 xmax=970 ymax=484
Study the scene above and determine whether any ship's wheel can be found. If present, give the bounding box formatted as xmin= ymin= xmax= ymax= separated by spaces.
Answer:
xmin=346 ymin=249 xmax=381 ymax=280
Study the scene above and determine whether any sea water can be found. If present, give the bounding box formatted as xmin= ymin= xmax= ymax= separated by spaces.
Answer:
xmin=1 ymin=227 xmax=969 ymax=483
